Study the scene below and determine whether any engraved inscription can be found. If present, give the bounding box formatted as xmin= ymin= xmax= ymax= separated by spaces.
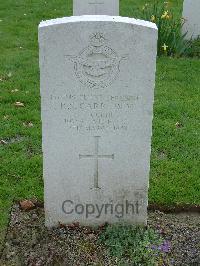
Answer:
xmin=67 ymin=33 xmax=127 ymax=89
xmin=79 ymin=136 xmax=114 ymax=189
xmin=47 ymin=93 xmax=140 ymax=134
xmin=48 ymin=93 xmax=139 ymax=133
xmin=88 ymin=1 xmax=104 ymax=14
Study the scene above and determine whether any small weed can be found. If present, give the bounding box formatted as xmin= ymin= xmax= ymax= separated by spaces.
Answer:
xmin=98 ymin=224 xmax=170 ymax=265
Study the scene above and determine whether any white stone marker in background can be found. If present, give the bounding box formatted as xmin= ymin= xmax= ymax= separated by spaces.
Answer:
xmin=39 ymin=16 xmax=157 ymax=227
xmin=73 ymin=0 xmax=119 ymax=15
xmin=182 ymin=0 xmax=200 ymax=39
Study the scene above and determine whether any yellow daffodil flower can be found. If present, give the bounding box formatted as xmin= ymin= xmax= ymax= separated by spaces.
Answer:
xmin=151 ymin=15 xmax=156 ymax=22
xmin=161 ymin=10 xmax=170 ymax=19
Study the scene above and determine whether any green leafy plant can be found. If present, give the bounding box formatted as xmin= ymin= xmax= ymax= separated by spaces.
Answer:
xmin=98 ymin=224 xmax=169 ymax=265
xmin=186 ymin=37 xmax=200 ymax=57
xmin=141 ymin=1 xmax=193 ymax=57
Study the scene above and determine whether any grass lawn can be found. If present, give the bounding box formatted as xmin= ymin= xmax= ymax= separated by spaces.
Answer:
xmin=0 ymin=0 xmax=199 ymax=248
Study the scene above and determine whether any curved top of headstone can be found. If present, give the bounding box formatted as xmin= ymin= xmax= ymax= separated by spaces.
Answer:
xmin=39 ymin=15 xmax=157 ymax=31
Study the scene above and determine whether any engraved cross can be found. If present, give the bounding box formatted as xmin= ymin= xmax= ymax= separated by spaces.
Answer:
xmin=88 ymin=1 xmax=104 ymax=14
xmin=79 ymin=136 xmax=114 ymax=189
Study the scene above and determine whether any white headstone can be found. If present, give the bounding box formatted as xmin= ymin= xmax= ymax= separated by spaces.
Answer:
xmin=182 ymin=0 xmax=200 ymax=39
xmin=39 ymin=16 xmax=158 ymax=227
xmin=73 ymin=0 xmax=119 ymax=15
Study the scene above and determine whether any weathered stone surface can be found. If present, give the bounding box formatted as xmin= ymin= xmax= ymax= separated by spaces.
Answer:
xmin=73 ymin=0 xmax=119 ymax=16
xmin=39 ymin=16 xmax=158 ymax=226
xmin=182 ymin=0 xmax=200 ymax=39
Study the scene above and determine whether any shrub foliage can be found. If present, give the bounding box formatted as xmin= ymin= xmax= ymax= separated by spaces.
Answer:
xmin=98 ymin=224 xmax=170 ymax=265
xmin=141 ymin=1 xmax=199 ymax=57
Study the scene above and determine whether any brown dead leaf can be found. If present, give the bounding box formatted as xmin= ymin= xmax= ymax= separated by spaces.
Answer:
xmin=19 ymin=200 xmax=35 ymax=211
